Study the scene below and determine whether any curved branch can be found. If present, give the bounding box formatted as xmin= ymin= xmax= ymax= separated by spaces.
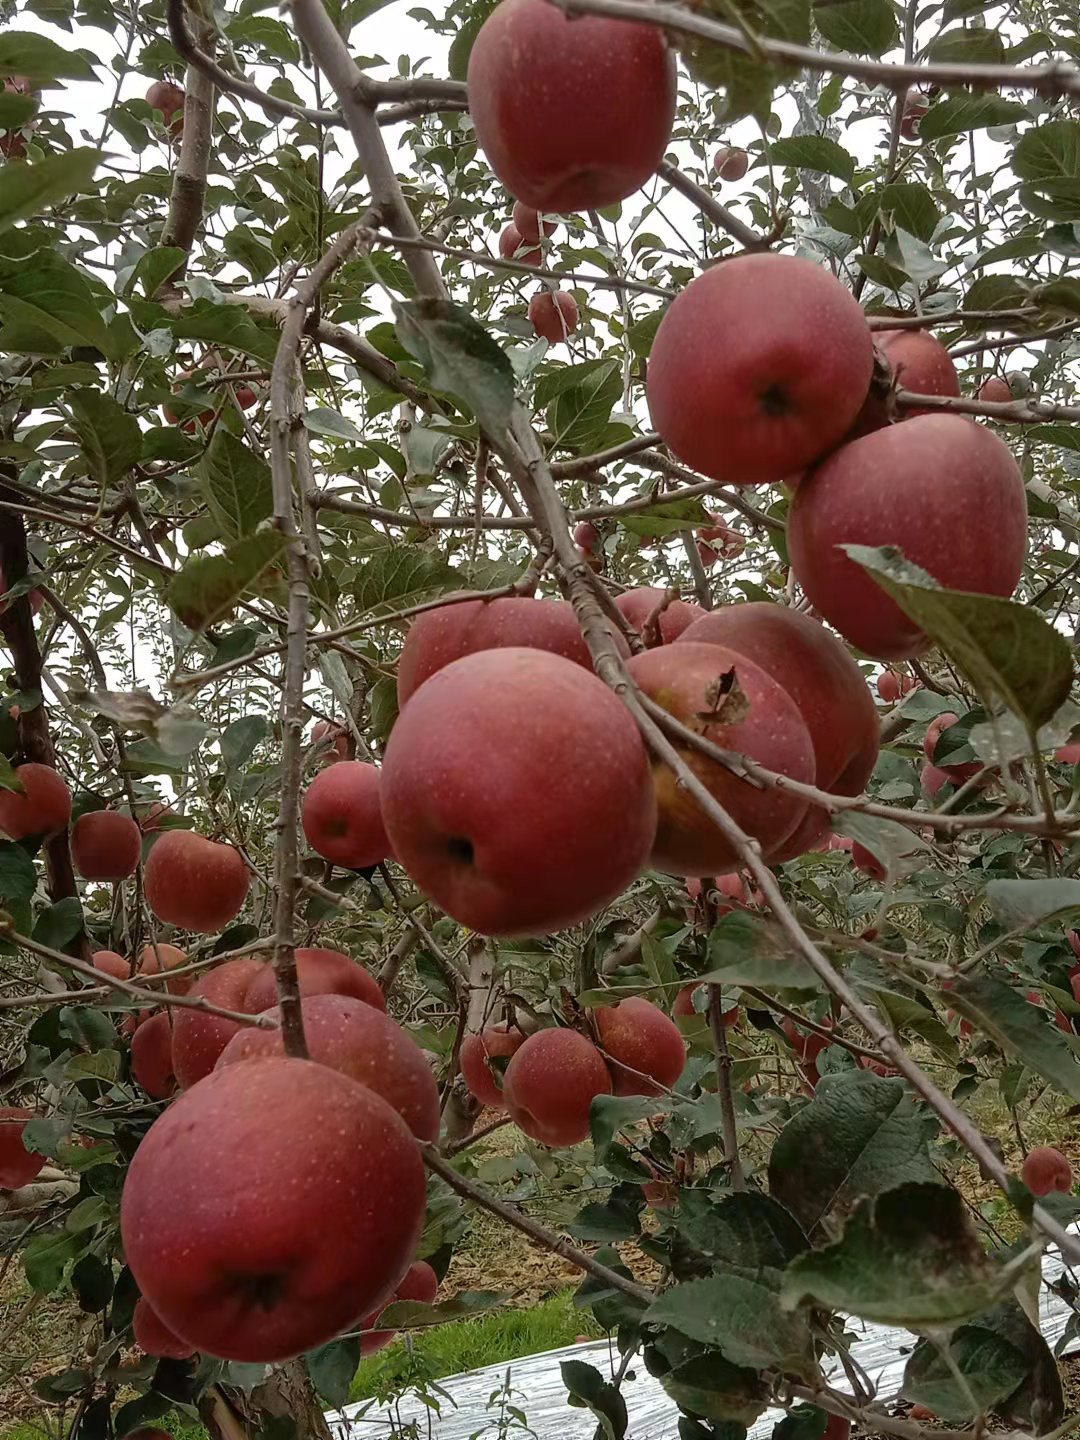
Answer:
xmin=658 ymin=159 xmax=770 ymax=251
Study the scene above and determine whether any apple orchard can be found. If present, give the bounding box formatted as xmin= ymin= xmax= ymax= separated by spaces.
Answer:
xmin=7 ymin=0 xmax=1080 ymax=1436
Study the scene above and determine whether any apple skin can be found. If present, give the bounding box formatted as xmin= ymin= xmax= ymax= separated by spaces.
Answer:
xmin=595 ymin=997 xmax=686 ymax=1096
xmin=876 ymin=670 xmax=914 ymax=702
xmin=529 ymin=290 xmax=578 ymax=344
xmin=138 ymin=942 xmax=190 ymax=996
xmin=382 ymin=648 xmax=656 ymax=936
xmin=0 ymin=763 xmax=72 ymax=840
xmin=503 ymin=1028 xmax=612 ymax=1146
xmin=824 ymin=1416 xmax=852 ymax=1440
xmin=921 ymin=762 xmax=950 ymax=799
xmin=243 ymin=947 xmax=386 ymax=1015
xmin=978 ymin=376 xmax=1012 ymax=404
xmin=218 ymin=993 xmax=439 ymax=1142
xmin=146 ymin=79 xmax=184 ymax=138
xmin=0 ymin=1108 xmax=46 ymax=1189
xmin=1057 ymin=744 xmax=1080 ymax=765
xmin=511 ymin=202 xmax=557 ymax=244
xmin=467 ymin=0 xmax=676 ymax=213
xmin=134 ymin=1296 xmax=195 ymax=1360
xmin=574 ymin=521 xmax=600 ymax=552
xmin=170 ymin=959 xmax=268 ymax=1089
xmin=713 ymin=145 xmax=748 ymax=180
xmin=1021 ymin=1145 xmax=1073 ymax=1196
xmin=788 ymin=415 xmax=1027 ymax=660
xmin=71 ymin=810 xmax=142 ymax=881
xmin=646 ymin=254 xmax=875 ymax=486
xmin=120 ymin=1057 xmax=427 ymax=1363
xmin=626 ymin=642 xmax=815 ymax=876
xmin=130 ymin=1012 xmax=178 ymax=1099
xmin=616 ymin=588 xmax=705 ymax=646
xmin=852 ymin=842 xmax=885 ymax=881
xmin=139 ymin=802 xmax=174 ymax=832
xmin=678 ymin=603 xmax=879 ymax=859
xmin=144 ymin=829 xmax=249 ymax=933
xmin=460 ymin=1024 xmax=526 ymax=1109
xmin=923 ymin=712 xmax=980 ymax=782
xmin=93 ymin=949 xmax=131 ymax=980
xmin=360 ymin=1258 xmax=439 ymax=1356
xmin=301 ymin=762 xmax=392 ymax=870
xmin=396 ymin=596 xmax=603 ymax=705
xmin=311 ymin=719 xmax=349 ymax=764
xmin=498 ymin=223 xmax=541 ymax=267
xmin=877 ymin=329 xmax=959 ymax=413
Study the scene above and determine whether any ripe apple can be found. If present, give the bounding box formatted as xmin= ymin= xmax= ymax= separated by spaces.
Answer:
xmin=825 ymin=832 xmax=853 ymax=852
xmin=138 ymin=942 xmax=190 ymax=996
xmin=170 ymin=958 xmax=268 ymax=1089
xmin=301 ymin=761 xmax=391 ymax=870
xmin=1021 ymin=1145 xmax=1072 ymax=1196
xmin=899 ymin=96 xmax=928 ymax=140
xmin=134 ymin=1296 xmax=195 ymax=1360
xmin=218 ymin=993 xmax=439 ymax=1142
xmin=502 ymin=1028 xmax=612 ymax=1146
xmin=243 ymin=947 xmax=386 ymax=1015
xmin=360 ymin=1258 xmax=439 ymax=1356
xmin=876 ymin=670 xmax=914 ymax=703
xmin=824 ymin=1415 xmax=852 ymax=1440
xmin=646 ymin=253 xmax=874 ymax=485
xmin=139 ymin=801 xmax=175 ymax=831
xmin=130 ymin=1012 xmax=178 ymax=1100
xmin=678 ymin=603 xmax=880 ymax=859
xmin=574 ymin=520 xmax=600 ymax=552
xmin=120 ymin=1056 xmax=427 ymax=1363
xmin=978 ymin=375 xmax=1012 ymax=404
xmin=780 ymin=1018 xmax=831 ymax=1066
xmin=696 ymin=539 xmax=718 ymax=568
xmin=382 ymin=648 xmax=656 ymax=936
xmin=311 ymin=719 xmax=349 ymax=764
xmin=908 ymin=1405 xmax=936 ymax=1422
xmin=145 ymin=79 xmax=184 ymax=136
xmin=788 ymin=415 xmax=1027 ymax=659
xmin=1057 ymin=744 xmax=1080 ymax=765
xmin=673 ymin=984 xmax=738 ymax=1027
xmin=626 ymin=641 xmax=815 ymax=875
xmin=511 ymin=202 xmax=558 ymax=244
xmin=923 ymin=712 xmax=980 ymax=782
xmin=396 ymin=595 xmax=601 ymax=705
xmin=498 ymin=223 xmax=541 ymax=268
xmin=0 ymin=763 xmax=72 ymax=840
xmin=71 ymin=810 xmax=142 ymax=881
xmin=460 ymin=1024 xmax=526 ymax=1109
xmin=467 ymin=0 xmax=676 ymax=212
xmin=877 ymin=328 xmax=960 ymax=412
xmin=698 ymin=522 xmax=745 ymax=560
xmin=713 ymin=145 xmax=748 ymax=181
xmin=921 ymin=763 xmax=950 ymax=799
xmin=595 ymin=997 xmax=685 ymax=1096
xmin=144 ymin=829 xmax=249 ymax=933
xmin=616 ymin=588 xmax=705 ymax=646
xmin=852 ymin=842 xmax=886 ymax=881
xmin=0 ymin=1108 xmax=46 ymax=1189
xmin=529 ymin=289 xmax=578 ymax=344
xmin=93 ymin=949 xmax=131 ymax=980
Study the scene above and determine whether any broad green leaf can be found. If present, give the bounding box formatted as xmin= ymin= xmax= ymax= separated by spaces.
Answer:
xmin=199 ymin=431 xmax=274 ymax=539
xmin=648 ymin=1273 xmax=815 ymax=1377
xmin=920 ymin=95 xmax=1029 ymax=142
xmin=303 ymin=407 xmax=367 ymax=443
xmin=948 ymin=975 xmax=1080 ymax=1103
xmin=678 ymin=1190 xmax=809 ymax=1271
xmin=68 ymin=389 xmax=141 ymax=488
xmin=0 ymin=91 xmax=37 ymax=129
xmin=130 ymin=246 xmax=187 ymax=298
xmin=1013 ymin=120 xmax=1080 ymax=186
xmin=768 ymin=1071 xmax=938 ymax=1234
xmin=1032 ymin=277 xmax=1080 ymax=316
xmin=681 ymin=0 xmax=810 ymax=123
xmin=306 ymin=1337 xmax=360 ymax=1408
xmin=353 ymin=545 xmax=457 ymax=613
xmin=702 ymin=910 xmax=820 ymax=990
xmin=0 ymin=32 xmax=96 ymax=79
xmin=986 ymin=877 xmax=1080 ymax=929
xmin=167 ymin=530 xmax=286 ymax=631
xmin=878 ymin=183 xmax=940 ymax=244
xmin=904 ymin=1320 xmax=1029 ymax=1422
xmin=648 ymin=1335 xmax=768 ymax=1425
xmin=926 ymin=27 xmax=1006 ymax=63
xmin=570 ymin=1184 xmax=645 ymax=1242
xmin=220 ymin=714 xmax=268 ymax=771
xmin=0 ymin=842 xmax=40 ymax=901
xmin=70 ymin=1252 xmax=113 ymax=1312
xmin=617 ymin=497 xmax=711 ymax=541
xmin=23 ymin=1231 xmax=82 ymax=1292
xmin=962 ymin=271 xmax=1032 ymax=314
xmin=0 ymin=250 xmax=111 ymax=356
xmin=379 ymin=1291 xmax=504 ymax=1328
xmin=590 ymin=1094 xmax=676 ymax=1160
xmin=0 ymin=150 xmax=100 ymax=238
xmin=394 ymin=298 xmax=514 ymax=433
xmin=834 ymin=810 xmax=931 ymax=878
xmin=546 ymin=360 xmax=622 ymax=453
xmin=770 ymin=134 xmax=855 ymax=182
xmin=1027 ymin=423 xmax=1080 ymax=452
xmin=32 ymin=897 xmax=84 ymax=951
xmin=815 ymin=0 xmax=896 ymax=54
xmin=846 ymin=546 xmax=1074 ymax=733
xmin=561 ymin=1359 xmax=628 ymax=1440
xmin=782 ymin=1182 xmax=1013 ymax=1327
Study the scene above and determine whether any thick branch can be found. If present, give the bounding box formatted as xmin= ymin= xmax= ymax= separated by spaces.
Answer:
xmin=160 ymin=16 xmax=215 ymax=273
xmin=658 ymin=160 xmax=769 ymax=252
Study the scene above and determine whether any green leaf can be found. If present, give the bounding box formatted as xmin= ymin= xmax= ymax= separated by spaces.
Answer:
xmin=702 ymin=910 xmax=820 ymax=989
xmin=926 ymin=27 xmax=1006 ymax=63
xmin=649 ymin=1337 xmax=768 ymax=1425
xmin=0 ymin=842 xmax=40 ymax=901
xmin=768 ymin=1070 xmax=938 ymax=1235
xmin=33 ymin=897 xmax=84 ymax=951
xmin=904 ymin=1320 xmax=1029 ymax=1422
xmin=167 ymin=530 xmax=286 ymax=631
xmin=590 ymin=1094 xmax=676 ymax=1160
xmin=353 ymin=545 xmax=457 ymax=613
xmin=0 ymin=32 xmax=96 ymax=79
xmin=220 ymin=715 xmax=268 ymax=772
xmin=846 ymin=546 xmax=1074 ymax=733
xmin=1032 ymin=277 xmax=1080 ymax=316
xmin=70 ymin=1252 xmax=113 ymax=1313
xmin=681 ymin=0 xmax=809 ymax=124
xmin=986 ymin=877 xmax=1080 ymax=929
xmin=770 ymin=134 xmax=855 ymax=182
xmin=68 ymin=390 xmax=141 ymax=488
xmin=678 ymin=1190 xmax=809 ymax=1271
xmin=561 ymin=1358 xmax=629 ymax=1440
xmin=303 ymin=407 xmax=367 ymax=443
xmin=0 ymin=250 xmax=111 ymax=356
xmin=648 ymin=1274 xmax=815 ymax=1377
xmin=782 ymin=1182 xmax=1013 ymax=1327
xmin=0 ymin=91 xmax=37 ymax=129
xmin=199 ymin=432 xmax=274 ymax=539
xmin=394 ymin=299 xmax=514 ymax=433
xmin=815 ymin=0 xmax=896 ymax=55
xmin=1013 ymin=120 xmax=1080 ymax=186
xmin=948 ymin=975 xmax=1080 ymax=1103
xmin=545 ymin=359 xmax=622 ymax=453
xmin=919 ymin=95 xmax=1029 ymax=142
xmin=1027 ymin=423 xmax=1080 ymax=452
xmin=0 ymin=151 xmax=100 ymax=238
xmin=23 ymin=1231 xmax=82 ymax=1292
xmin=379 ymin=1291 xmax=504 ymax=1328
xmin=130 ymin=246 xmax=188 ymax=299
xmin=878 ymin=183 xmax=940 ymax=244
xmin=306 ymin=1336 xmax=360 ymax=1408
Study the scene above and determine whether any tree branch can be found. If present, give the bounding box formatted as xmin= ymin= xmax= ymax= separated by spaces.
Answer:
xmin=708 ymin=984 xmax=745 ymax=1189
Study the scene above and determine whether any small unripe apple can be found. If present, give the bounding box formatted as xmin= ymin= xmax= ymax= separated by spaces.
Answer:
xmin=529 ymin=289 xmax=578 ymax=344
xmin=0 ymin=763 xmax=72 ymax=840
xmin=503 ymin=1028 xmax=612 ymax=1146
xmin=978 ymin=375 xmax=1012 ymax=404
xmin=713 ymin=145 xmax=748 ymax=181
xmin=1021 ymin=1145 xmax=1073 ymax=1196
xmin=498 ymin=223 xmax=541 ymax=268
xmin=0 ymin=1108 xmax=46 ymax=1189
xmin=71 ymin=810 xmax=142 ymax=881
xmin=144 ymin=830 xmax=249 ymax=933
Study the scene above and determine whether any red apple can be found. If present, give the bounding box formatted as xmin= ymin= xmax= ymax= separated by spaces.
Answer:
xmin=460 ymin=1024 xmax=526 ymax=1109
xmin=170 ymin=959 xmax=268 ymax=1089
xmin=218 ymin=993 xmax=439 ymax=1142
xmin=133 ymin=1296 xmax=195 ymax=1360
xmin=826 ymin=832 xmax=853 ymax=852
xmin=301 ymin=762 xmax=391 ymax=870
xmin=529 ymin=289 xmax=578 ymax=344
xmin=646 ymin=253 xmax=875 ymax=485
xmin=467 ymin=0 xmax=676 ymax=212
xmin=138 ymin=942 xmax=190 ymax=996
xmin=511 ymin=201 xmax=558 ymax=244
xmin=908 ymin=1404 xmax=936 ymax=1422
xmin=978 ymin=376 xmax=1012 ymax=404
xmin=643 ymin=1178 xmax=678 ymax=1210
xmin=0 ymin=763 xmax=71 ymax=840
xmin=899 ymin=97 xmax=928 ymax=140
xmin=396 ymin=595 xmax=601 ymax=705
xmin=876 ymin=670 xmax=914 ymax=702
xmin=498 ymin=223 xmax=541 ymax=268
xmin=360 ymin=1258 xmax=439 ymax=1356
xmin=0 ymin=1108 xmax=45 ymax=1189
xmin=574 ymin=520 xmax=600 ymax=552
xmin=139 ymin=802 xmax=175 ymax=832
xmin=71 ymin=810 xmax=141 ymax=881
xmin=616 ymin=588 xmax=705 ymax=645
xmin=503 ymin=1029 xmax=612 ymax=1146
xmin=243 ymin=947 xmax=386 ymax=1015
xmin=1057 ymin=744 xmax=1080 ymax=765
xmin=696 ymin=539 xmax=718 ymax=568
xmin=311 ymin=719 xmax=349 ymax=764
xmin=713 ymin=145 xmax=749 ymax=181
xmin=382 ymin=649 xmax=656 ymax=936
xmin=1021 ymin=1145 xmax=1072 ymax=1196
xmin=679 ymin=603 xmax=879 ymax=858
xmin=788 ymin=415 xmax=1026 ymax=659
xmin=120 ymin=1057 xmax=426 ymax=1363
xmin=824 ymin=1416 xmax=852 ymax=1440
xmin=146 ymin=79 xmax=184 ymax=136
xmin=595 ymin=997 xmax=685 ymax=1096
xmin=878 ymin=329 xmax=960 ymax=413
xmin=626 ymin=642 xmax=815 ymax=875
xmin=921 ymin=763 xmax=950 ymax=799
xmin=93 ymin=949 xmax=131 ymax=980
xmin=130 ymin=1012 xmax=177 ymax=1100
xmin=852 ymin=842 xmax=886 ymax=881
xmin=144 ymin=830 xmax=249 ymax=933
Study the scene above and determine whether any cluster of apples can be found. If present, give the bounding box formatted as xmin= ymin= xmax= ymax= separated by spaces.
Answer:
xmin=497 ymin=202 xmax=580 ymax=345
xmin=461 ymin=995 xmax=685 ymax=1146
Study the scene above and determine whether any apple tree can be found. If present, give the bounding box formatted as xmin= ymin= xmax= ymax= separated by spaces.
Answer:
xmin=4 ymin=0 xmax=1080 ymax=1438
